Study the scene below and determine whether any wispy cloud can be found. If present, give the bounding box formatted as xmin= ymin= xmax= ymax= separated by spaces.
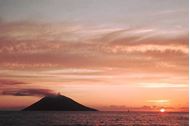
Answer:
xmin=0 ymin=22 xmax=188 ymax=71
xmin=139 ymin=83 xmax=188 ymax=88
xmin=1 ymin=88 xmax=56 ymax=97
xmin=146 ymin=99 xmax=169 ymax=103
xmin=0 ymin=79 xmax=27 ymax=87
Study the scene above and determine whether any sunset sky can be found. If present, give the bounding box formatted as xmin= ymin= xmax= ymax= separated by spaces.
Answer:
xmin=0 ymin=0 xmax=188 ymax=111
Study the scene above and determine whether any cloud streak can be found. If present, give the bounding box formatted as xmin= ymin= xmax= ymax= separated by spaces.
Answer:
xmin=0 ymin=79 xmax=27 ymax=86
xmin=139 ymin=83 xmax=188 ymax=88
xmin=0 ymin=21 xmax=188 ymax=90
xmin=1 ymin=88 xmax=56 ymax=97
xmin=0 ymin=22 xmax=188 ymax=72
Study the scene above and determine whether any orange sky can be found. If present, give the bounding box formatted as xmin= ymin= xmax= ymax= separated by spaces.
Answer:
xmin=0 ymin=0 xmax=188 ymax=111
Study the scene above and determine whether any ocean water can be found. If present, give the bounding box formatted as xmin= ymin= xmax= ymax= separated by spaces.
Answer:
xmin=0 ymin=111 xmax=188 ymax=126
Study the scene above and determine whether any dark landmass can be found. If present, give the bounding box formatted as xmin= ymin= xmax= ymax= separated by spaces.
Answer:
xmin=23 ymin=94 xmax=97 ymax=111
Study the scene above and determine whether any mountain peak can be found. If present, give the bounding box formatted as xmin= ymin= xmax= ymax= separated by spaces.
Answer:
xmin=23 ymin=94 xmax=97 ymax=111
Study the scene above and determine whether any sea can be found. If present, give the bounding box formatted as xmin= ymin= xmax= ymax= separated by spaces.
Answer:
xmin=0 ymin=111 xmax=188 ymax=126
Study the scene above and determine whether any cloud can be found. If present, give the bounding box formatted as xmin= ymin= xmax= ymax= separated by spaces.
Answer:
xmin=0 ymin=79 xmax=27 ymax=86
xmin=0 ymin=21 xmax=188 ymax=89
xmin=103 ymin=44 xmax=188 ymax=54
xmin=139 ymin=83 xmax=188 ymax=88
xmin=1 ymin=88 xmax=56 ymax=97
xmin=146 ymin=99 xmax=169 ymax=103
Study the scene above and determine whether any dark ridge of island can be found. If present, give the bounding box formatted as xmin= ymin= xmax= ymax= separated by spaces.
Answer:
xmin=22 ymin=94 xmax=97 ymax=111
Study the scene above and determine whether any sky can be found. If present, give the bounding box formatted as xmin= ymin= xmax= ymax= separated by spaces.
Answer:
xmin=0 ymin=0 xmax=188 ymax=111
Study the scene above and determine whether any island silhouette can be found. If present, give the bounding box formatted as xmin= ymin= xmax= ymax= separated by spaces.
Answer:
xmin=23 ymin=94 xmax=97 ymax=111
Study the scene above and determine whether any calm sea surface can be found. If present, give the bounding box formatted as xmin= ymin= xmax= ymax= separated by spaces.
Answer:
xmin=0 ymin=111 xmax=188 ymax=126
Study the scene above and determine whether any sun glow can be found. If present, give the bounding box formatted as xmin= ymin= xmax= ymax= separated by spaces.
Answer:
xmin=160 ymin=108 xmax=165 ymax=113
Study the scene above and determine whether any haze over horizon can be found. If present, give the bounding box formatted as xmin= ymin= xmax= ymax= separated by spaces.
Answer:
xmin=0 ymin=0 xmax=188 ymax=112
